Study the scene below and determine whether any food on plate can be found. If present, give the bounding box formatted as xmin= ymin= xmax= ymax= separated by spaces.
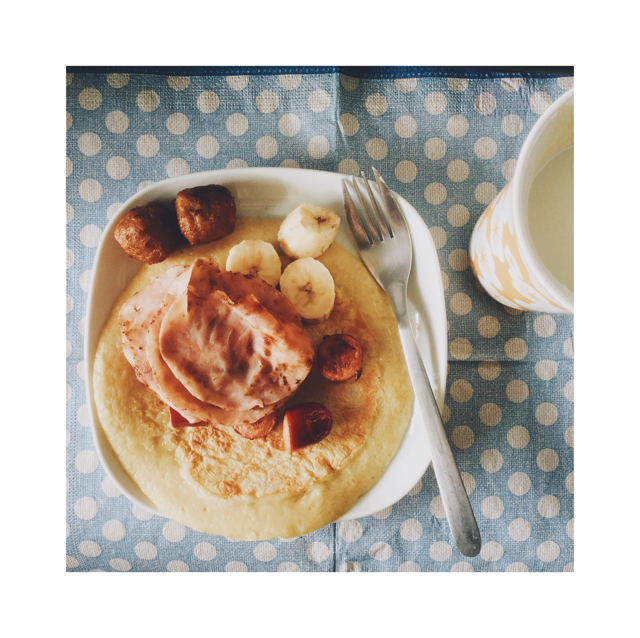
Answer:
xmin=283 ymin=403 xmax=332 ymax=453
xmin=278 ymin=203 xmax=340 ymax=259
xmin=93 ymin=216 xmax=413 ymax=540
xmin=174 ymin=184 xmax=236 ymax=245
xmin=113 ymin=202 xmax=180 ymax=264
xmin=225 ymin=239 xmax=282 ymax=287
xmin=317 ymin=334 xmax=363 ymax=382
xmin=280 ymin=257 xmax=335 ymax=324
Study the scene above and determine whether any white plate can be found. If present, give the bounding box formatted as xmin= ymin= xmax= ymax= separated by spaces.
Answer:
xmin=84 ymin=167 xmax=447 ymax=524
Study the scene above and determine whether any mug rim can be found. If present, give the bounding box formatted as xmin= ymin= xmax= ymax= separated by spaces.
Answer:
xmin=512 ymin=88 xmax=574 ymax=313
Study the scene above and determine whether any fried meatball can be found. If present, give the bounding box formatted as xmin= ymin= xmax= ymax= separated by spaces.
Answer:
xmin=114 ymin=202 xmax=180 ymax=264
xmin=316 ymin=334 xmax=363 ymax=382
xmin=174 ymin=184 xmax=236 ymax=245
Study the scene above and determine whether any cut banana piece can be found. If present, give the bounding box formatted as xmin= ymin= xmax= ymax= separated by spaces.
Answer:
xmin=280 ymin=258 xmax=335 ymax=324
xmin=278 ymin=203 xmax=340 ymax=259
xmin=225 ymin=240 xmax=282 ymax=287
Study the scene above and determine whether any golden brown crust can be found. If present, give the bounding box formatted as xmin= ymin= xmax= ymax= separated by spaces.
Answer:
xmin=174 ymin=184 xmax=236 ymax=245
xmin=114 ymin=203 xmax=181 ymax=264
xmin=316 ymin=334 xmax=363 ymax=381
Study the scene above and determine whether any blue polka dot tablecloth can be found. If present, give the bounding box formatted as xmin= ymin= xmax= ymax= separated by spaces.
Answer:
xmin=66 ymin=67 xmax=574 ymax=572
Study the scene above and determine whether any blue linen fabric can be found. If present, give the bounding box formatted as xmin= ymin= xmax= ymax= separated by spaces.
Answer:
xmin=66 ymin=69 xmax=574 ymax=572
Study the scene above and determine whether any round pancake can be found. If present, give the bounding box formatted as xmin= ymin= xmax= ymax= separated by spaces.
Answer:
xmin=93 ymin=218 xmax=413 ymax=540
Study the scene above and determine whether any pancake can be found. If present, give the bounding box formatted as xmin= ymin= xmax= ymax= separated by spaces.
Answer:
xmin=93 ymin=217 xmax=413 ymax=539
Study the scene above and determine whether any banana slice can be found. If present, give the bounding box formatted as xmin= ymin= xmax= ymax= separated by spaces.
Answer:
xmin=280 ymin=258 xmax=335 ymax=324
xmin=278 ymin=203 xmax=340 ymax=259
xmin=225 ymin=240 xmax=282 ymax=287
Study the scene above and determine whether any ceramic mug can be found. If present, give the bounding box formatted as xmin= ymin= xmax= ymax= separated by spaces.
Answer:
xmin=469 ymin=88 xmax=574 ymax=314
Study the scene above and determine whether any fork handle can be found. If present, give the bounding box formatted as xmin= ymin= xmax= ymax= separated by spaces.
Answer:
xmin=395 ymin=311 xmax=482 ymax=557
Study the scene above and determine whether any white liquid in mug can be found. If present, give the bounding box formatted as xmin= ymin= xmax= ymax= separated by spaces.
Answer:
xmin=526 ymin=145 xmax=574 ymax=292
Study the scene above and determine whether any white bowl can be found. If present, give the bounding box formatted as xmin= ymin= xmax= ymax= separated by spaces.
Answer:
xmin=84 ymin=167 xmax=448 ymax=524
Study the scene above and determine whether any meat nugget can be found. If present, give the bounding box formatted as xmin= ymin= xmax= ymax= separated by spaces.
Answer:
xmin=174 ymin=184 xmax=236 ymax=245
xmin=114 ymin=202 xmax=180 ymax=264
xmin=316 ymin=334 xmax=363 ymax=382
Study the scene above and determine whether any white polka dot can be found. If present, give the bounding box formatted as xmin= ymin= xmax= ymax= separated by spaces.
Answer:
xmin=537 ymin=449 xmax=560 ymax=472
xmin=505 ymin=337 xmax=528 ymax=360
xmin=447 ymin=78 xmax=469 ymax=92
xmin=167 ymin=560 xmax=189 ymax=572
xmin=475 ymin=182 xmax=498 ymax=205
xmin=338 ymin=158 xmax=359 ymax=175
xmin=564 ymin=337 xmax=574 ymax=359
xmin=339 ymin=520 xmax=363 ymax=542
xmin=190 ymin=542 xmax=216 ymax=561
xmin=256 ymin=136 xmax=278 ymax=159
xmin=79 ymin=88 xmax=102 ymax=110
xmin=66 ymin=385 xmax=72 ymax=402
xmin=278 ymin=562 xmax=301 ymax=572
xmin=106 ymin=156 xmax=130 ymax=180
xmin=395 ymin=160 xmax=418 ymax=183
xmin=537 ymin=541 xmax=560 ymax=562
xmin=226 ymin=75 xmax=249 ymax=90
xmin=307 ymin=542 xmax=330 ymax=562
xmin=77 ymin=404 xmax=89 ymax=427
xmin=75 ymin=497 xmax=98 ymax=520
xmin=279 ymin=75 xmax=301 ymax=90
xmin=279 ymin=113 xmax=301 ymax=137
xmin=501 ymin=78 xmax=523 ymax=92
xmin=254 ymin=542 xmax=277 ymax=562
xmin=535 ymin=360 xmax=558 ymax=380
xmin=408 ymin=478 xmax=423 ymax=495
xmin=447 ymin=115 xmax=469 ymax=137
xmin=451 ymin=562 xmax=474 ymax=572
xmin=474 ymin=137 xmax=497 ymax=159
xmin=502 ymin=158 xmax=518 ymax=180
xmin=557 ymin=77 xmax=574 ymax=90
xmin=430 ymin=541 xmax=452 ymax=561
xmin=538 ymin=495 xmax=560 ymax=518
xmin=566 ymin=518 xmax=574 ymax=540
xmin=530 ymin=91 xmax=553 ymax=114
xmin=106 ymin=203 xmax=122 ymax=220
xmin=131 ymin=504 xmax=154 ymax=520
xmin=441 ymin=270 xmax=449 ymax=291
xmin=340 ymin=75 xmax=359 ymax=91
xmin=79 ymin=541 xmax=101 ymax=557
xmin=461 ymin=472 xmax=476 ymax=495
xmin=482 ymin=496 xmax=504 ymax=519
xmin=480 ymin=541 xmax=504 ymax=562
xmin=102 ymin=476 xmax=121 ymax=497
xmin=79 ymin=224 xmax=102 ymax=247
xmin=66 ymin=157 xmax=73 ymax=177
xmin=103 ymin=520 xmax=126 ymax=541
xmin=563 ymin=562 xmax=574 ymax=572
xmin=425 ymin=183 xmax=447 ymax=205
xmin=78 ymin=317 xmax=85 ymax=336
xmin=564 ymin=379 xmax=574 ymax=402
xmin=508 ymin=472 xmax=531 ymax=496
xmin=370 ymin=542 xmax=392 ymax=561
xmin=107 ymin=73 xmax=129 ymax=88
xmin=450 ymin=338 xmax=472 ymax=360
xmin=66 ymin=203 xmax=74 ymax=225
xmin=395 ymin=115 xmax=417 ymax=138
xmin=507 ymin=426 xmax=530 ymax=449
xmin=256 ymin=90 xmax=278 ymax=113
xmin=227 ymin=158 xmax=248 ymax=169
xmin=225 ymin=561 xmax=248 ymax=572
xmin=227 ymin=113 xmax=249 ymax=136
xmin=197 ymin=91 xmax=220 ymax=113
xmin=105 ymin=110 xmax=129 ymax=134
xmin=397 ymin=561 xmax=420 ymax=572
xmin=66 ymin=111 xmax=73 ymax=131
xmin=395 ymin=78 xmax=418 ymax=93
xmin=66 ymin=293 xmax=74 ymax=314
xmin=137 ymin=180 xmax=154 ymax=192
xmin=66 ymin=556 xmax=79 ymax=569
xmin=166 ymin=158 xmax=190 ymax=177
xmin=167 ymin=76 xmax=190 ymax=91
xmin=135 ymin=542 xmax=157 ymax=560
xmin=372 ymin=506 xmax=393 ymax=519
xmin=452 ymin=425 xmax=474 ymax=449
xmin=137 ymin=134 xmax=159 ymax=158
xmin=536 ymin=402 xmax=559 ymax=426
xmin=534 ymin=315 xmax=557 ymax=337
xmin=425 ymin=92 xmax=447 ymax=115
xmin=566 ymin=471 xmax=574 ymax=494
xmin=66 ymin=522 xmax=71 ymax=538
xmin=425 ymin=137 xmax=446 ymax=160
xmin=430 ymin=496 xmax=445 ymax=518
xmin=508 ymin=518 xmax=532 ymax=541
xmin=75 ymin=450 xmax=98 ymax=473
xmin=502 ymin=114 xmax=523 ymax=136
xmin=481 ymin=449 xmax=503 ymax=473
xmin=475 ymin=93 xmax=497 ymax=115
xmin=308 ymin=135 xmax=330 ymax=159
xmin=446 ymin=206 xmax=469 ymax=229
xmin=365 ymin=93 xmax=387 ymax=116
xmin=166 ymin=112 xmax=190 ymax=135
xmin=66 ymin=339 xmax=72 ymax=358
xmin=338 ymin=113 xmax=359 ymax=137
xmin=308 ymin=89 xmax=331 ymax=113
xmin=450 ymin=379 xmax=473 ymax=402
xmin=163 ymin=521 xmax=186 ymax=542
xmin=78 ymin=132 xmax=101 ymax=156
xmin=447 ymin=159 xmax=470 ymax=182
xmin=66 ymin=73 xmax=73 ymax=86
xmin=506 ymin=562 xmax=529 ymax=572
xmin=479 ymin=403 xmax=502 ymax=426
xmin=507 ymin=380 xmax=529 ymax=403
xmin=478 ymin=315 xmax=500 ymax=338
xmin=338 ymin=561 xmax=361 ymax=572
xmin=400 ymin=519 xmax=423 ymax=541
xmin=478 ymin=361 xmax=500 ymax=380
xmin=365 ymin=137 xmax=388 ymax=160
xmin=137 ymin=90 xmax=160 ymax=112
xmin=281 ymin=159 xmax=301 ymax=169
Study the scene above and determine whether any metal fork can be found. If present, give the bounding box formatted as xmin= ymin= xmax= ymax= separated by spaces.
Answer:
xmin=342 ymin=168 xmax=481 ymax=557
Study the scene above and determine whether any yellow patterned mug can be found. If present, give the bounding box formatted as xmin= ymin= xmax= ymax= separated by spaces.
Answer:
xmin=470 ymin=88 xmax=574 ymax=314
